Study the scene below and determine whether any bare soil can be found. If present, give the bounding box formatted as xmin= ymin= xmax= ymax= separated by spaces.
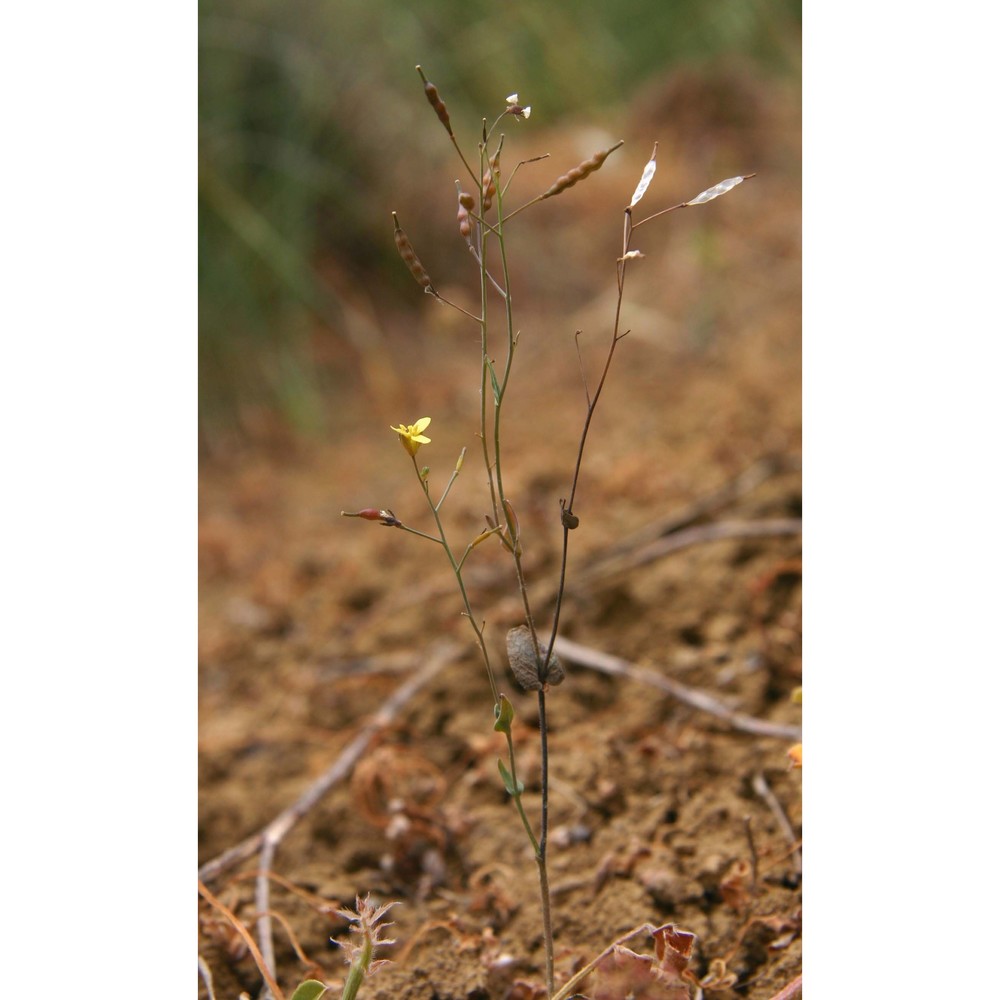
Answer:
xmin=199 ymin=66 xmax=802 ymax=1000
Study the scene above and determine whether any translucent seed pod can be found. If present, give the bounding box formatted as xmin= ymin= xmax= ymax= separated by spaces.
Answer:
xmin=629 ymin=142 xmax=658 ymax=209
xmin=684 ymin=175 xmax=748 ymax=206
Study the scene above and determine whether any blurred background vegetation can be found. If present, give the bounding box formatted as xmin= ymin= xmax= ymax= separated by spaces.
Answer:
xmin=199 ymin=0 xmax=800 ymax=452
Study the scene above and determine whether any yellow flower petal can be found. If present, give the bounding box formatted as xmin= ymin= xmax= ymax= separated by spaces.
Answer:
xmin=391 ymin=417 xmax=432 ymax=456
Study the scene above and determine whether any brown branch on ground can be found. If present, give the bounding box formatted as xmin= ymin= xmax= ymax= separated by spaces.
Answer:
xmin=767 ymin=973 xmax=803 ymax=1000
xmin=343 ymin=458 xmax=802 ymax=619
xmin=598 ymin=455 xmax=795 ymax=553
xmin=198 ymin=640 xmax=462 ymax=884
xmin=569 ymin=518 xmax=802 ymax=593
xmin=567 ymin=454 xmax=799 ymax=585
xmin=752 ymin=771 xmax=802 ymax=875
xmin=198 ymin=641 xmax=463 ymax=994
xmin=553 ymin=636 xmax=801 ymax=741
xmin=198 ymin=879 xmax=286 ymax=1000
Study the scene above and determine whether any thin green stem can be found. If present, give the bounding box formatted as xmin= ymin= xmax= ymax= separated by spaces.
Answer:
xmin=339 ymin=938 xmax=370 ymax=1000
xmin=491 ymin=173 xmax=543 ymax=659
xmin=543 ymin=210 xmax=634 ymax=675
xmin=501 ymin=730 xmax=540 ymax=856
xmin=412 ymin=456 xmax=500 ymax=706
xmin=491 ymin=146 xmax=555 ymax=997
xmin=430 ymin=289 xmax=483 ymax=322
xmin=397 ymin=524 xmax=444 ymax=544
xmin=450 ymin=134 xmax=480 ymax=190
xmin=477 ymin=145 xmax=502 ymax=528
xmin=630 ymin=199 xmax=686 ymax=230
xmin=435 ymin=448 xmax=466 ymax=510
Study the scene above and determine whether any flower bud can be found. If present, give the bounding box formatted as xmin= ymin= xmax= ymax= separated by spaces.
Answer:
xmin=341 ymin=508 xmax=384 ymax=521
xmin=505 ymin=93 xmax=531 ymax=120
xmin=341 ymin=508 xmax=403 ymax=527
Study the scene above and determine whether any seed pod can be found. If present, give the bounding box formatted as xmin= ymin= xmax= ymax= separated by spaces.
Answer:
xmin=561 ymin=508 xmax=580 ymax=530
xmin=456 ymin=191 xmax=472 ymax=241
xmin=506 ymin=625 xmax=565 ymax=691
xmin=416 ymin=65 xmax=453 ymax=137
xmin=538 ymin=140 xmax=624 ymax=203
xmin=481 ymin=153 xmax=500 ymax=213
xmin=628 ymin=141 xmax=658 ymax=209
xmin=392 ymin=211 xmax=435 ymax=294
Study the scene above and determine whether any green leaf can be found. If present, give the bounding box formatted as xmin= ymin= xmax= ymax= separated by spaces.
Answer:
xmin=493 ymin=694 xmax=514 ymax=734
xmin=497 ymin=758 xmax=524 ymax=796
xmin=486 ymin=357 xmax=501 ymax=404
xmin=290 ymin=980 xmax=328 ymax=1000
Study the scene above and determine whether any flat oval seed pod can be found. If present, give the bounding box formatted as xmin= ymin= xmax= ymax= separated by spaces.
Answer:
xmin=506 ymin=625 xmax=565 ymax=691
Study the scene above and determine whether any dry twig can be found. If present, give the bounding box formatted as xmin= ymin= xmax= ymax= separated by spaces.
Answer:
xmin=571 ymin=518 xmax=802 ymax=591
xmin=766 ymin=973 xmax=803 ymax=1000
xmin=752 ymin=771 xmax=802 ymax=874
xmin=198 ymin=641 xmax=461 ymax=885
xmin=568 ymin=455 xmax=799 ymax=587
xmin=199 ymin=642 xmax=462 ymax=997
xmin=553 ymin=636 xmax=801 ymax=741
xmin=198 ymin=879 xmax=285 ymax=1000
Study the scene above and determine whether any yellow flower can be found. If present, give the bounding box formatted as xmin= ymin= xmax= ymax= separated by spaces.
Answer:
xmin=390 ymin=417 xmax=432 ymax=456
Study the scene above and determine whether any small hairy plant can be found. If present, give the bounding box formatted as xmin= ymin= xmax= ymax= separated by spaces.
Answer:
xmin=342 ymin=66 xmax=752 ymax=997
xmin=332 ymin=894 xmax=398 ymax=1000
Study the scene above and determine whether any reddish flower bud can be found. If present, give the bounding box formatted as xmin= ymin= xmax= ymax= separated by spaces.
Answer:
xmin=341 ymin=508 xmax=403 ymax=528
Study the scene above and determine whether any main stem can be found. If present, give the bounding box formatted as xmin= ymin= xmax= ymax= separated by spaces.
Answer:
xmin=466 ymin=147 xmax=559 ymax=995
xmin=490 ymin=169 xmax=557 ymax=994
xmin=536 ymin=688 xmax=554 ymax=996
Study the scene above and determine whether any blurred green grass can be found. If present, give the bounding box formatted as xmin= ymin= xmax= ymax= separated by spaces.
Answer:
xmin=199 ymin=0 xmax=800 ymax=448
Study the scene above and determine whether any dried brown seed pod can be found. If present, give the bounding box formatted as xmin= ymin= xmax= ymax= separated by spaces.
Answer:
xmin=456 ymin=192 xmax=472 ymax=241
xmin=416 ymin=65 xmax=453 ymax=137
xmin=561 ymin=508 xmax=580 ymax=530
xmin=392 ymin=211 xmax=435 ymax=294
xmin=481 ymin=153 xmax=500 ymax=213
xmin=538 ymin=140 xmax=624 ymax=202
xmin=506 ymin=625 xmax=565 ymax=691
